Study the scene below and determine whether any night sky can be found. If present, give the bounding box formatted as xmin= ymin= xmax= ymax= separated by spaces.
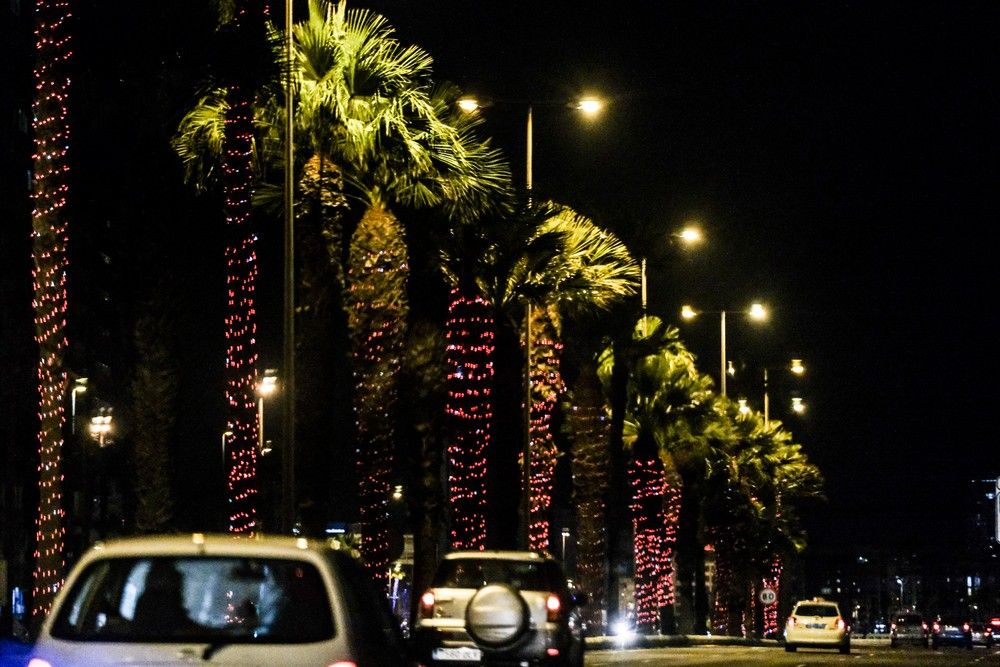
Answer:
xmin=8 ymin=1 xmax=998 ymax=558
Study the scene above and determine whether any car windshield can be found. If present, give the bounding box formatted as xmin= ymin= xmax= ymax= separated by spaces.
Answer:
xmin=51 ymin=556 xmax=335 ymax=643
xmin=795 ymin=604 xmax=838 ymax=617
xmin=433 ymin=558 xmax=564 ymax=592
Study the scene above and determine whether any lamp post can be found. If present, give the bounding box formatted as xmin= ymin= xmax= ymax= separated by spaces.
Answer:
xmin=256 ymin=369 xmax=278 ymax=453
xmin=681 ymin=302 xmax=768 ymax=397
xmin=459 ymin=94 xmax=602 ymax=548
xmin=281 ymin=0 xmax=296 ymax=534
xmin=640 ymin=225 xmax=703 ymax=335
xmin=70 ymin=377 xmax=87 ymax=434
xmin=88 ymin=408 xmax=112 ymax=448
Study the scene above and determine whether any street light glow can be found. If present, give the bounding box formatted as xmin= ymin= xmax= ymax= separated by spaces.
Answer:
xmin=681 ymin=304 xmax=697 ymax=320
xmin=457 ymin=97 xmax=480 ymax=113
xmin=677 ymin=226 xmax=703 ymax=245
xmin=790 ymin=359 xmax=805 ymax=375
xmin=749 ymin=303 xmax=768 ymax=321
xmin=576 ymin=97 xmax=602 ymax=115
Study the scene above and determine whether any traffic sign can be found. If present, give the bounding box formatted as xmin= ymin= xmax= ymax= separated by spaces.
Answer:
xmin=759 ymin=587 xmax=777 ymax=605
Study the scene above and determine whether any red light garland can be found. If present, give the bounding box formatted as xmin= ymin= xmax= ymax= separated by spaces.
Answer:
xmin=526 ymin=311 xmax=563 ymax=551
xmin=220 ymin=18 xmax=261 ymax=533
xmin=444 ymin=287 xmax=494 ymax=550
xmin=628 ymin=456 xmax=666 ymax=633
xmin=29 ymin=0 xmax=73 ymax=619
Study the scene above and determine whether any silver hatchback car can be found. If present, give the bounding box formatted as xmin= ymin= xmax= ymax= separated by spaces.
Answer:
xmin=413 ymin=550 xmax=586 ymax=667
xmin=29 ymin=533 xmax=412 ymax=667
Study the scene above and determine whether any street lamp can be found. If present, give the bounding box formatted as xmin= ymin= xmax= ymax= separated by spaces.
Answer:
xmin=680 ymin=302 xmax=768 ymax=397
xmin=70 ymin=377 xmax=88 ymax=434
xmin=281 ymin=0 xmax=296 ymax=534
xmin=640 ymin=225 xmax=704 ymax=321
xmin=764 ymin=358 xmax=805 ymax=429
xmin=88 ymin=408 xmax=112 ymax=447
xmin=460 ymin=93 xmax=603 ymax=548
xmin=256 ymin=369 xmax=278 ymax=454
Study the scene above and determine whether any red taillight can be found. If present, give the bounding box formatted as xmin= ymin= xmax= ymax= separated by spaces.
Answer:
xmin=546 ymin=594 xmax=561 ymax=622
xmin=836 ymin=617 xmax=846 ymax=631
xmin=962 ymin=622 xmax=970 ymax=633
xmin=420 ymin=591 xmax=435 ymax=619
xmin=922 ymin=622 xmax=928 ymax=631
xmin=328 ymin=663 xmax=357 ymax=667
xmin=787 ymin=616 xmax=797 ymax=627
xmin=932 ymin=621 xmax=940 ymax=633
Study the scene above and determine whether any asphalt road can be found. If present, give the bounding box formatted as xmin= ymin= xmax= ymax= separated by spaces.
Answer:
xmin=587 ymin=644 xmax=999 ymax=666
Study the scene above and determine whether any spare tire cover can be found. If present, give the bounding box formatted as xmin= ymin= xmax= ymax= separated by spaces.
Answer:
xmin=465 ymin=583 xmax=530 ymax=647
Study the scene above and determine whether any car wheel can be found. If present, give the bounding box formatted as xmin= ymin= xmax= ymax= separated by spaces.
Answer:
xmin=890 ymin=637 xmax=897 ymax=648
xmin=931 ymin=639 xmax=939 ymax=650
xmin=465 ymin=583 xmax=530 ymax=648
xmin=784 ymin=643 xmax=796 ymax=652
xmin=840 ymin=641 xmax=850 ymax=654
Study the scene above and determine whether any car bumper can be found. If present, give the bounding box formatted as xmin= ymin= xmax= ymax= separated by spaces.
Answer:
xmin=785 ymin=629 xmax=849 ymax=647
xmin=413 ymin=623 xmax=576 ymax=664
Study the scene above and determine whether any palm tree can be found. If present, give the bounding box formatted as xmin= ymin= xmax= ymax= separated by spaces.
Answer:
xmin=599 ymin=317 xmax=713 ymax=634
xmin=525 ymin=210 xmax=638 ymax=550
xmin=29 ymin=0 xmax=74 ymax=619
xmin=171 ymin=0 xmax=275 ymax=534
xmin=441 ymin=200 xmax=637 ymax=549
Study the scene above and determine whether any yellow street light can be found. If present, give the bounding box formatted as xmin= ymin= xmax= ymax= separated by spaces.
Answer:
xmin=764 ymin=359 xmax=806 ymax=428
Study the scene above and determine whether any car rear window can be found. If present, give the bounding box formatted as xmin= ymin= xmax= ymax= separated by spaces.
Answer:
xmin=51 ymin=556 xmax=334 ymax=643
xmin=433 ymin=558 xmax=565 ymax=592
xmin=794 ymin=604 xmax=838 ymax=617
xmin=896 ymin=614 xmax=922 ymax=625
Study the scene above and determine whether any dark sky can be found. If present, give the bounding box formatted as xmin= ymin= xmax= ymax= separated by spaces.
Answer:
xmin=45 ymin=1 xmax=997 ymax=552
xmin=357 ymin=0 xmax=1000 ymax=551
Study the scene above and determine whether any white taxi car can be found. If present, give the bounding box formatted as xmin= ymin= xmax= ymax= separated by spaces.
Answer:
xmin=784 ymin=597 xmax=850 ymax=653
xmin=28 ymin=533 xmax=412 ymax=666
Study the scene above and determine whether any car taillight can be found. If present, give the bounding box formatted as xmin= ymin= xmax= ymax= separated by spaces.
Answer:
xmin=932 ymin=621 xmax=940 ymax=633
xmin=787 ymin=616 xmax=796 ymax=627
xmin=420 ymin=591 xmax=435 ymax=619
xmin=836 ymin=617 xmax=846 ymax=630
xmin=890 ymin=623 xmax=897 ymax=631
xmin=962 ymin=622 xmax=970 ymax=633
xmin=922 ymin=622 xmax=928 ymax=631
xmin=546 ymin=594 xmax=561 ymax=622
xmin=328 ymin=663 xmax=357 ymax=667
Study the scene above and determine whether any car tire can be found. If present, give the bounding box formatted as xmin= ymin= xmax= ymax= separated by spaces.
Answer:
xmin=840 ymin=641 xmax=850 ymax=654
xmin=465 ymin=584 xmax=530 ymax=648
xmin=784 ymin=644 xmax=796 ymax=652
xmin=931 ymin=639 xmax=939 ymax=650
xmin=890 ymin=637 xmax=897 ymax=648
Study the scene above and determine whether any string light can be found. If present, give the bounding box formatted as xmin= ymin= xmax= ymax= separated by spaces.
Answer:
xmin=220 ymin=5 xmax=264 ymax=535
xmin=30 ymin=0 xmax=73 ymax=619
xmin=444 ymin=288 xmax=494 ymax=550
xmin=526 ymin=316 xmax=563 ymax=551
xmin=628 ymin=456 xmax=666 ymax=633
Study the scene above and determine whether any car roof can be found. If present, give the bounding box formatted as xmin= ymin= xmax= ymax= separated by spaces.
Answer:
xmin=78 ymin=533 xmax=347 ymax=559
xmin=443 ymin=550 xmax=553 ymax=562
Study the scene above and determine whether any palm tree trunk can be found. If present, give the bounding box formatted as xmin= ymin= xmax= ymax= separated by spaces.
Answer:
xmin=29 ymin=0 xmax=73 ymax=620
xmin=221 ymin=82 xmax=260 ymax=534
xmin=567 ymin=360 xmax=610 ymax=634
xmin=443 ymin=284 xmax=494 ymax=549
xmin=347 ymin=204 xmax=408 ymax=588
xmin=628 ymin=451 xmax=666 ymax=635
xmin=527 ymin=304 xmax=563 ymax=550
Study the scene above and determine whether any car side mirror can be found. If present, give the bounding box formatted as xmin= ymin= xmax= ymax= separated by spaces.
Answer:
xmin=571 ymin=592 xmax=588 ymax=607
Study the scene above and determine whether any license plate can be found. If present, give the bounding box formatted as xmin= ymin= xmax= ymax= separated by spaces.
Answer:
xmin=432 ymin=647 xmax=483 ymax=661
xmin=807 ymin=623 xmax=827 ymax=629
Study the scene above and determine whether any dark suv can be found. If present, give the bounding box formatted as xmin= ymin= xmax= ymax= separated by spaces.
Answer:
xmin=413 ymin=550 xmax=586 ymax=666
xmin=890 ymin=612 xmax=928 ymax=648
